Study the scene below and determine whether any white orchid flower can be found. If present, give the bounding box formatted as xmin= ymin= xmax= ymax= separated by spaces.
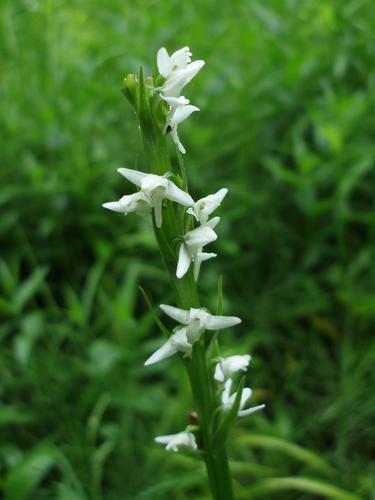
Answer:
xmin=214 ymin=355 xmax=251 ymax=383
xmin=160 ymin=304 xmax=241 ymax=344
xmin=144 ymin=326 xmax=192 ymax=366
xmin=155 ymin=429 xmax=197 ymax=452
xmin=187 ymin=188 xmax=228 ymax=224
xmin=102 ymin=192 xmax=151 ymax=217
xmin=177 ymin=217 xmax=220 ymax=280
xmin=221 ymin=379 xmax=265 ymax=417
xmin=157 ymin=47 xmax=205 ymax=99
xmin=116 ymin=168 xmax=193 ymax=228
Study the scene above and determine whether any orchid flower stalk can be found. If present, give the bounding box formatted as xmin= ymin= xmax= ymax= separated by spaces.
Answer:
xmin=103 ymin=46 xmax=264 ymax=500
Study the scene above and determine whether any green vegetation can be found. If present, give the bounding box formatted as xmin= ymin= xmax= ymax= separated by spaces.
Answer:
xmin=1 ymin=0 xmax=374 ymax=498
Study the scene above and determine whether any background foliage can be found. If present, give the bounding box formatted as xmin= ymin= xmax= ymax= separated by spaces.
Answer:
xmin=1 ymin=0 xmax=374 ymax=498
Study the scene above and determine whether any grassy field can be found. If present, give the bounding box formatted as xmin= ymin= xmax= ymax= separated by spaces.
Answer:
xmin=1 ymin=0 xmax=374 ymax=498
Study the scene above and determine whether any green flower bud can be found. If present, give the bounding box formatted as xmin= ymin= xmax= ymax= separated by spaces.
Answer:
xmin=122 ymin=73 xmax=138 ymax=108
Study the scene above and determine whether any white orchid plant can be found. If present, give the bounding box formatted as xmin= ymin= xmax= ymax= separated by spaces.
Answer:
xmin=103 ymin=46 xmax=264 ymax=500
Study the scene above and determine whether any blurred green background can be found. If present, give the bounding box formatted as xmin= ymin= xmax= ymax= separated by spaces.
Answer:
xmin=1 ymin=0 xmax=374 ymax=498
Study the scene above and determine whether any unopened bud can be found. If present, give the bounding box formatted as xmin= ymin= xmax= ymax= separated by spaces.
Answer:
xmin=189 ymin=411 xmax=198 ymax=425
xmin=122 ymin=73 xmax=137 ymax=107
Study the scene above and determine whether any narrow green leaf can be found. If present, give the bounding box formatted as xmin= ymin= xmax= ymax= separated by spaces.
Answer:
xmin=243 ymin=476 xmax=361 ymax=500
xmin=13 ymin=266 xmax=48 ymax=312
xmin=81 ymin=259 xmax=107 ymax=325
xmin=4 ymin=444 xmax=58 ymax=500
xmin=237 ymin=434 xmax=336 ymax=477
xmin=134 ymin=471 xmax=206 ymax=499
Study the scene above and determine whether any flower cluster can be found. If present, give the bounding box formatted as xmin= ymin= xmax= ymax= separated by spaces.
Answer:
xmin=157 ymin=47 xmax=204 ymax=153
xmin=104 ymin=47 xmax=264 ymax=458
xmin=103 ymin=179 xmax=227 ymax=280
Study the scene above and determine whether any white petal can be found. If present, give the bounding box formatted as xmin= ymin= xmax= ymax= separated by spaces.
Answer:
xmin=157 ymin=47 xmax=172 ymax=77
xmin=153 ymin=193 xmax=163 ymax=228
xmin=117 ymin=168 xmax=146 ymax=187
xmin=206 ymin=216 xmax=220 ymax=229
xmin=170 ymin=327 xmax=192 ymax=355
xmin=170 ymin=47 xmax=192 ymax=69
xmin=193 ymin=252 xmax=216 ymax=281
xmin=171 ymin=105 xmax=200 ymax=126
xmin=214 ymin=363 xmax=225 ymax=382
xmin=155 ymin=434 xmax=175 ymax=444
xmin=161 ymin=60 xmax=205 ymax=97
xmin=186 ymin=207 xmax=198 ymax=221
xmin=193 ymin=188 xmax=228 ymax=223
xmin=161 ymin=74 xmax=187 ymax=98
xmin=197 ymin=252 xmax=217 ymax=262
xmin=221 ymin=355 xmax=251 ymax=378
xmin=102 ymin=201 xmax=124 ymax=213
xmin=162 ymin=95 xmax=190 ymax=108
xmin=222 ymin=379 xmax=233 ymax=404
xmin=144 ymin=338 xmax=178 ymax=366
xmin=140 ymin=174 xmax=168 ymax=194
xmin=170 ymin=127 xmax=186 ymax=154
xmin=240 ymin=387 xmax=252 ymax=409
xmin=176 ymin=243 xmax=192 ymax=279
xmin=155 ymin=430 xmax=197 ymax=452
xmin=160 ymin=304 xmax=190 ymax=324
xmin=185 ymin=225 xmax=217 ymax=250
xmin=208 ymin=188 xmax=228 ymax=207
xmin=205 ymin=315 xmax=242 ymax=330
xmin=238 ymin=404 xmax=266 ymax=417
xmin=185 ymin=59 xmax=205 ymax=80
xmin=166 ymin=181 xmax=194 ymax=206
